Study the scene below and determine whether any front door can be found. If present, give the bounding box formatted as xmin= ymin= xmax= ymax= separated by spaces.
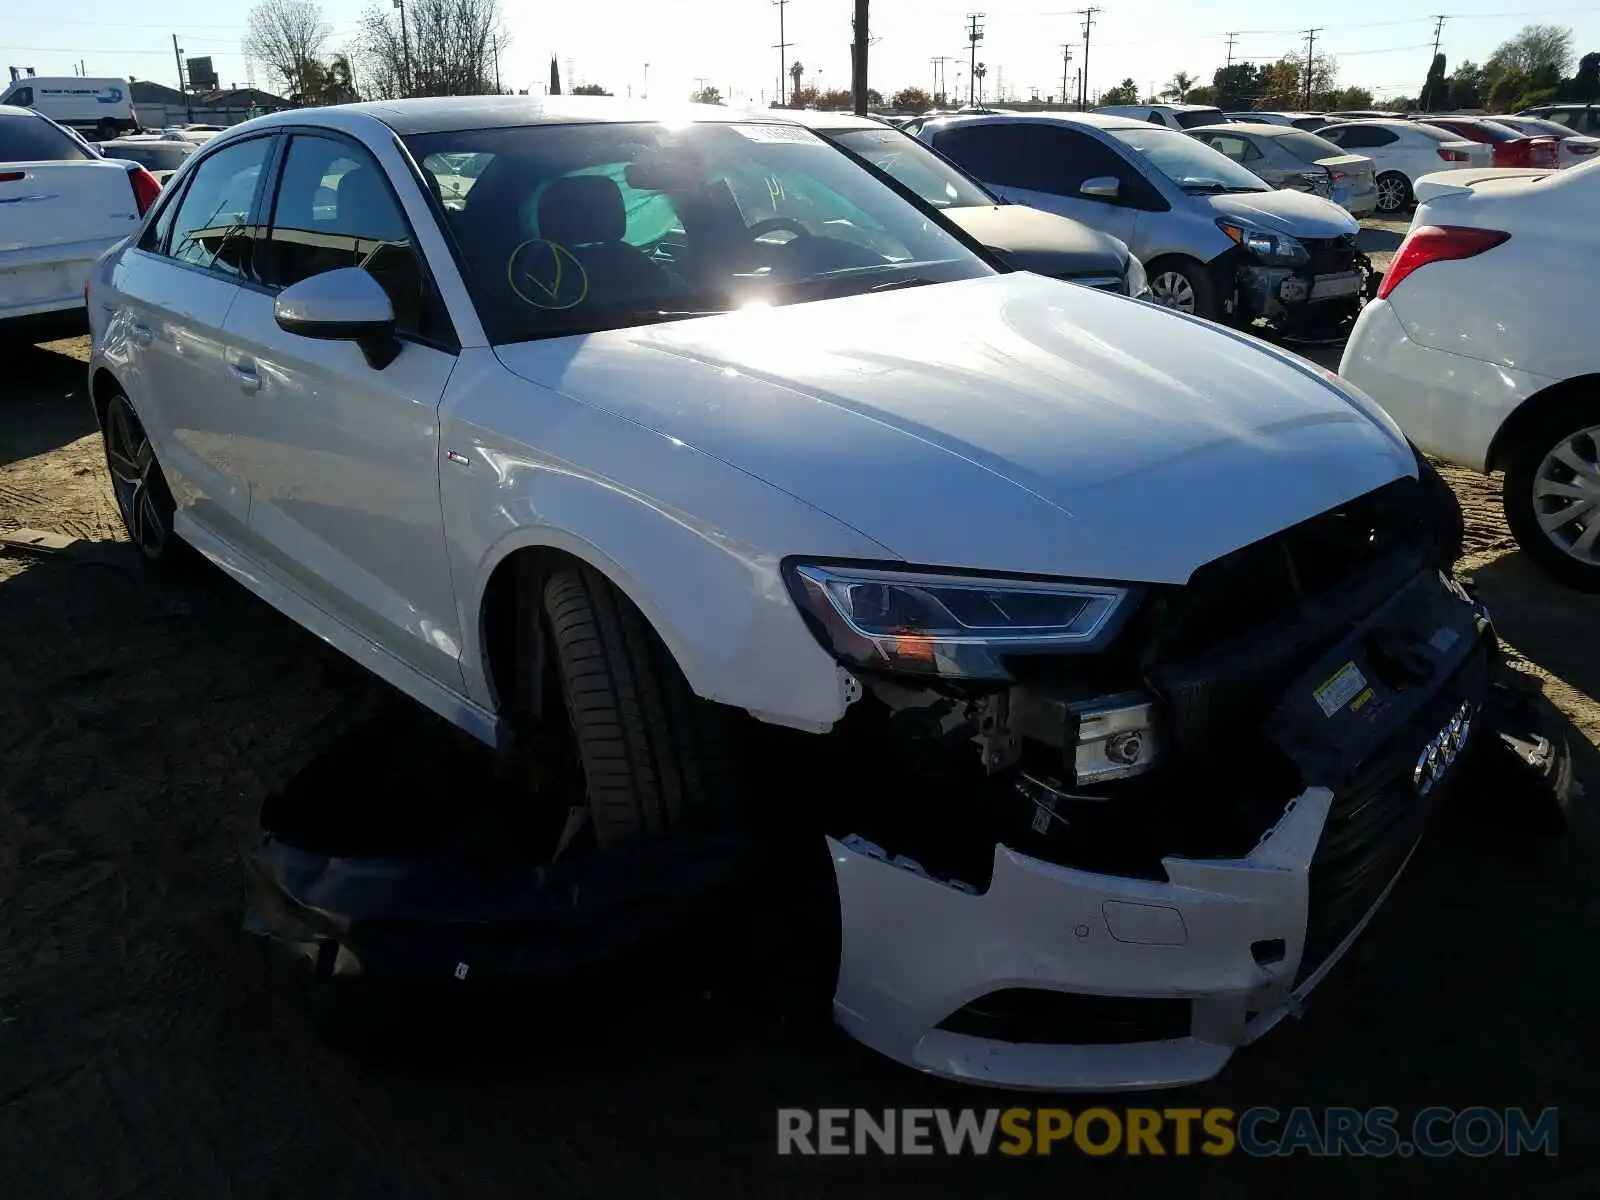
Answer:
xmin=221 ymin=130 xmax=465 ymax=691
xmin=114 ymin=133 xmax=276 ymax=543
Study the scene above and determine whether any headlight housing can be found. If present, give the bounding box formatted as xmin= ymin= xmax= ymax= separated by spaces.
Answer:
xmin=784 ymin=562 xmax=1135 ymax=681
xmin=1217 ymin=220 xmax=1309 ymax=267
xmin=1123 ymin=252 xmax=1150 ymax=298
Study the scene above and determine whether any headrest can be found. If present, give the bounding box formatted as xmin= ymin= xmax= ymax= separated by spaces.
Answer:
xmin=334 ymin=168 xmax=405 ymax=240
xmin=538 ymin=174 xmax=626 ymax=246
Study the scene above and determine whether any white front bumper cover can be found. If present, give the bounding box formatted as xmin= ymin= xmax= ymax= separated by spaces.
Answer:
xmin=829 ymin=782 xmax=1409 ymax=1093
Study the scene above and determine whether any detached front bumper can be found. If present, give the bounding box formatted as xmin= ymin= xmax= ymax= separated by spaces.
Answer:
xmin=831 ymin=612 xmax=1494 ymax=1093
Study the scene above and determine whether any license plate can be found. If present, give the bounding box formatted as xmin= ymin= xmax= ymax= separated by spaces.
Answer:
xmin=1310 ymin=272 xmax=1363 ymax=300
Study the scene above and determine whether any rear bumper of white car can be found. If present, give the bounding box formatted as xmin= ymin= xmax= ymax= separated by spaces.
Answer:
xmin=831 ymin=618 xmax=1494 ymax=1092
xmin=0 ymin=239 xmax=118 ymax=328
xmin=1339 ymin=300 xmax=1554 ymax=473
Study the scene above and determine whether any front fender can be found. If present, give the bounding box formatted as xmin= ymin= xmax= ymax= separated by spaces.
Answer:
xmin=440 ymin=354 xmax=897 ymax=732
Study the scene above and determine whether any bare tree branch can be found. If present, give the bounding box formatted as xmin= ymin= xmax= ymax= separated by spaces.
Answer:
xmin=356 ymin=0 xmax=506 ymax=100
xmin=244 ymin=0 xmax=332 ymax=99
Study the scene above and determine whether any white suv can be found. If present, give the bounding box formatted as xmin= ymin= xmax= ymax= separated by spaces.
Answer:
xmin=89 ymin=97 xmax=1492 ymax=1092
xmin=1341 ymin=162 xmax=1600 ymax=591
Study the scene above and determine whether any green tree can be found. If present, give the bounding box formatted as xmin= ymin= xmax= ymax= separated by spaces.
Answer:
xmin=1569 ymin=52 xmax=1600 ymax=102
xmin=1487 ymin=68 xmax=1528 ymax=112
xmin=1487 ymin=24 xmax=1575 ymax=78
xmin=571 ymin=83 xmax=610 ymax=96
xmin=890 ymin=86 xmax=932 ymax=110
xmin=1161 ymin=70 xmax=1196 ymax=102
xmin=1419 ymin=53 xmax=1447 ymax=111
xmin=1330 ymin=85 xmax=1374 ymax=110
xmin=1100 ymin=78 xmax=1140 ymax=105
xmin=1447 ymin=60 xmax=1487 ymax=109
xmin=1211 ymin=63 xmax=1263 ymax=110
xmin=1187 ymin=84 xmax=1218 ymax=106
xmin=816 ymin=87 xmax=852 ymax=109
xmin=690 ymin=85 xmax=722 ymax=104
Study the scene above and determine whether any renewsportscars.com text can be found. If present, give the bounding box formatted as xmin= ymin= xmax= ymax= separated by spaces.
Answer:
xmin=776 ymin=1106 xmax=1559 ymax=1158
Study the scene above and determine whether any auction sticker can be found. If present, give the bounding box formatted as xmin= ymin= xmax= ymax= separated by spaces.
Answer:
xmin=728 ymin=123 xmax=816 ymax=143
xmin=1314 ymin=661 xmax=1368 ymax=718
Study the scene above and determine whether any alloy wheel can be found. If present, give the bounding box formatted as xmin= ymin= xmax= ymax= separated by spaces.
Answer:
xmin=1531 ymin=424 xmax=1600 ymax=565
xmin=1376 ymin=175 xmax=1408 ymax=212
xmin=104 ymin=396 xmax=168 ymax=558
xmin=1149 ymin=270 xmax=1196 ymax=314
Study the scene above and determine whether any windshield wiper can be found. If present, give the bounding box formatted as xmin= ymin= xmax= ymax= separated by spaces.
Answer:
xmin=867 ymin=276 xmax=941 ymax=293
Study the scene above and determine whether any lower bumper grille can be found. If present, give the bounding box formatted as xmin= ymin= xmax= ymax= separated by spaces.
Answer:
xmin=1302 ymin=234 xmax=1361 ymax=277
xmin=1296 ymin=638 xmax=1492 ymax=983
xmin=937 ymin=988 xmax=1192 ymax=1045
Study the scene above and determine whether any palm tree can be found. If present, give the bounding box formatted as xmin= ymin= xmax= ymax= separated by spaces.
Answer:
xmin=1161 ymin=71 xmax=1196 ymax=102
xmin=789 ymin=60 xmax=804 ymax=105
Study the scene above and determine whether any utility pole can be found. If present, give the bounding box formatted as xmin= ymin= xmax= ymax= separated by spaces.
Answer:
xmin=965 ymin=13 xmax=984 ymax=107
xmin=930 ymin=55 xmax=953 ymax=105
xmin=493 ymin=37 xmax=502 ymax=93
xmin=1302 ymin=27 xmax=1321 ymax=109
xmin=851 ymin=0 xmax=869 ymax=116
xmin=773 ymin=0 xmax=791 ymax=107
xmin=1076 ymin=8 xmax=1099 ymax=110
xmin=1224 ymin=32 xmax=1238 ymax=69
xmin=1422 ymin=15 xmax=1447 ymax=110
xmin=393 ymin=0 xmax=412 ymax=97
xmin=1059 ymin=44 xmax=1073 ymax=106
xmin=171 ymin=34 xmax=193 ymax=121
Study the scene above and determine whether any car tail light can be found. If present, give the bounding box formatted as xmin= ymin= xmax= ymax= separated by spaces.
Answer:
xmin=1377 ymin=225 xmax=1510 ymax=301
xmin=125 ymin=164 xmax=162 ymax=216
xmin=1437 ymin=147 xmax=1470 ymax=162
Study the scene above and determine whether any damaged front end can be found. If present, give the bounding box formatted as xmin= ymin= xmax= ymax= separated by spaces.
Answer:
xmin=784 ymin=458 xmax=1492 ymax=1090
xmin=1221 ymin=229 xmax=1375 ymax=341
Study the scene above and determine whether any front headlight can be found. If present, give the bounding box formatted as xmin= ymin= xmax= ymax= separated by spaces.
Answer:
xmin=784 ymin=562 xmax=1134 ymax=681
xmin=1216 ymin=220 xmax=1309 ymax=266
xmin=1123 ymin=253 xmax=1150 ymax=298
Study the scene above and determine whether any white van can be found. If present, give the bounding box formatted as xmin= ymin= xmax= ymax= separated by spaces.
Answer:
xmin=0 ymin=78 xmax=139 ymax=139
xmin=1094 ymin=103 xmax=1227 ymax=130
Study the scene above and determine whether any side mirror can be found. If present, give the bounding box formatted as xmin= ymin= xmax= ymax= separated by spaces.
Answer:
xmin=274 ymin=267 xmax=399 ymax=370
xmin=1080 ymin=175 xmax=1121 ymax=199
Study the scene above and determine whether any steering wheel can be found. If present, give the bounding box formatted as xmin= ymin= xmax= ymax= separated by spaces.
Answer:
xmin=747 ymin=216 xmax=812 ymax=244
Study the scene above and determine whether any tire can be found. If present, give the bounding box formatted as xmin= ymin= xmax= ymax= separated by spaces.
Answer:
xmin=1501 ymin=397 xmax=1600 ymax=592
xmin=101 ymin=390 xmax=185 ymax=567
xmin=1375 ymin=171 xmax=1412 ymax=215
xmin=1455 ymin=674 xmax=1577 ymax=836
xmin=1145 ymin=256 xmax=1221 ymax=321
xmin=542 ymin=564 xmax=737 ymax=849
xmin=96 ymin=119 xmax=118 ymax=142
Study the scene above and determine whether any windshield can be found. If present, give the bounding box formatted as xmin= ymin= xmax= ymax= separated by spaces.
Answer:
xmin=1174 ymin=108 xmax=1227 ymax=129
xmin=1107 ymin=125 xmax=1268 ymax=193
xmin=407 ymin=121 xmax=994 ymax=346
xmin=827 ymin=126 xmax=995 ymax=208
xmin=1275 ymin=130 xmax=1348 ymax=162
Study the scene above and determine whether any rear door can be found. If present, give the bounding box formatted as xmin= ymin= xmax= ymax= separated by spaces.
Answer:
xmin=930 ymin=123 xmax=1142 ymax=246
xmin=221 ymin=129 xmax=464 ymax=690
xmin=110 ymin=132 xmax=277 ymax=544
xmin=0 ymin=112 xmax=142 ymax=320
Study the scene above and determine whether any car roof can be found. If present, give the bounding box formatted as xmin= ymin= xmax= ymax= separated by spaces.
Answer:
xmin=1324 ymin=119 xmax=1415 ymax=130
xmin=926 ymin=110 xmax=1145 ymax=132
xmin=1102 ymin=102 xmax=1218 ymax=113
xmin=242 ymin=94 xmax=780 ymax=137
xmin=1189 ymin=122 xmax=1298 ymax=136
xmin=754 ymin=108 xmax=884 ymax=132
xmin=0 ymin=104 xmax=44 ymax=118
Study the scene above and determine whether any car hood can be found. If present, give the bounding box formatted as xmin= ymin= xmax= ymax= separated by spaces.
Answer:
xmin=941 ymin=204 xmax=1129 ymax=278
xmin=493 ymin=273 xmax=1413 ymax=585
xmin=1208 ymin=187 xmax=1361 ymax=237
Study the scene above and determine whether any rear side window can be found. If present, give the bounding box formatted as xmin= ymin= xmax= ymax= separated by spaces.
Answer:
xmin=164 ymin=136 xmax=273 ymax=279
xmin=7 ymin=86 xmax=34 ymax=107
xmin=1408 ymin=124 xmax=1459 ymax=144
xmin=1329 ymin=125 xmax=1398 ymax=148
xmin=1276 ymin=131 xmax=1345 ymax=162
xmin=0 ymin=113 xmax=93 ymax=162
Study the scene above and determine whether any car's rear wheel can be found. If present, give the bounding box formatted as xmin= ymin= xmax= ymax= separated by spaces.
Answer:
xmin=102 ymin=390 xmax=183 ymax=565
xmin=1503 ymin=400 xmax=1600 ymax=592
xmin=1375 ymin=171 xmax=1412 ymax=214
xmin=1145 ymin=256 xmax=1220 ymax=321
xmin=96 ymin=119 xmax=118 ymax=141
xmin=541 ymin=564 xmax=738 ymax=849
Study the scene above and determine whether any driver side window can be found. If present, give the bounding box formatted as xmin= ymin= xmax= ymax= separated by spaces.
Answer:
xmin=161 ymin=136 xmax=271 ymax=280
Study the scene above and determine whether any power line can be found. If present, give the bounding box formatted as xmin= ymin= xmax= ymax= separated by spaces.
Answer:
xmin=1225 ymin=32 xmax=1239 ymax=69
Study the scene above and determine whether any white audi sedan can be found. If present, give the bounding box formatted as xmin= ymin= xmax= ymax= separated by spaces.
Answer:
xmin=88 ymin=97 xmax=1494 ymax=1091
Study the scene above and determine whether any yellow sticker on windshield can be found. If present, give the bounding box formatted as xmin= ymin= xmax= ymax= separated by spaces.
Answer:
xmin=506 ymin=239 xmax=589 ymax=310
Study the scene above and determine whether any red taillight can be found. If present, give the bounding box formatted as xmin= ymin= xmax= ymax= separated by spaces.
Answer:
xmin=1377 ymin=225 xmax=1510 ymax=301
xmin=125 ymin=164 xmax=161 ymax=216
xmin=1330 ymin=169 xmax=1347 ymax=183
xmin=1437 ymin=147 xmax=1470 ymax=162
xmin=0 ymin=170 xmax=23 ymax=183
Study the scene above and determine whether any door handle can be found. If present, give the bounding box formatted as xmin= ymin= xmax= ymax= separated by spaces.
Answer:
xmin=130 ymin=322 xmax=154 ymax=347
xmin=228 ymin=361 xmax=262 ymax=394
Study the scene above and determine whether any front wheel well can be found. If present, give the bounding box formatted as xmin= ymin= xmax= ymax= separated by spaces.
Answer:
xmin=1485 ymin=373 xmax=1600 ymax=473
xmin=89 ymin=367 xmax=122 ymax=429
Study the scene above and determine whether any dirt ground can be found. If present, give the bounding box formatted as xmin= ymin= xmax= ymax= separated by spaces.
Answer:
xmin=3 ymin=316 xmax=1598 ymax=1197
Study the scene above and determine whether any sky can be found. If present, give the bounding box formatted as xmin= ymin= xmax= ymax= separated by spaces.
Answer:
xmin=4 ymin=0 xmax=1597 ymax=107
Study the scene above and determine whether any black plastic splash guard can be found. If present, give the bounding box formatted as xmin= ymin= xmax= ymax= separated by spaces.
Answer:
xmin=246 ymin=829 xmax=753 ymax=984
xmin=1264 ymin=569 xmax=1493 ymax=790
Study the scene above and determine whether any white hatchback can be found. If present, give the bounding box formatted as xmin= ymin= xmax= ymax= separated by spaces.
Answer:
xmin=88 ymin=97 xmax=1494 ymax=1092
xmin=1341 ymin=161 xmax=1600 ymax=591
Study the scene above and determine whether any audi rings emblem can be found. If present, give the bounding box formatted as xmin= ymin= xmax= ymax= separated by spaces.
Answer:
xmin=1413 ymin=701 xmax=1475 ymax=796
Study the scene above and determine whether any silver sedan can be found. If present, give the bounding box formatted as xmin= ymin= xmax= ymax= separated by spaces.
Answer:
xmin=1186 ymin=123 xmax=1378 ymax=217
